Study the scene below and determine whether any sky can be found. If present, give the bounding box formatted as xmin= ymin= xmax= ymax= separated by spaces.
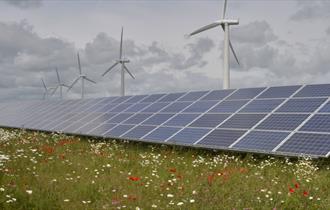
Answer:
xmin=0 ymin=0 xmax=330 ymax=101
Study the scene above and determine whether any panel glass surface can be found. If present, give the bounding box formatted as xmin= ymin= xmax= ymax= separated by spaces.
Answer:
xmin=125 ymin=103 xmax=151 ymax=112
xmin=189 ymin=114 xmax=230 ymax=128
xmin=300 ymin=114 xmax=330 ymax=132
xmin=182 ymin=101 xmax=218 ymax=113
xmin=125 ymin=95 xmax=147 ymax=103
xmin=168 ymin=128 xmax=211 ymax=144
xmin=140 ymin=94 xmax=166 ymax=103
xmin=233 ymin=131 xmax=289 ymax=151
xmin=200 ymin=89 xmax=234 ymax=100
xmin=276 ymin=98 xmax=326 ymax=113
xmin=219 ymin=114 xmax=267 ymax=129
xmin=256 ymin=114 xmax=309 ymax=131
xmin=88 ymin=123 xmax=117 ymax=135
xmin=122 ymin=125 xmax=157 ymax=139
xmin=197 ymin=129 xmax=246 ymax=147
xmin=104 ymin=124 xmax=135 ymax=137
xmin=227 ymin=87 xmax=265 ymax=100
xmin=294 ymin=84 xmax=330 ymax=97
xmin=209 ymin=100 xmax=249 ymax=113
xmin=158 ymin=93 xmax=185 ymax=102
xmin=109 ymin=103 xmax=133 ymax=112
xmin=107 ymin=113 xmax=134 ymax=123
xmin=122 ymin=113 xmax=153 ymax=124
xmin=141 ymin=113 xmax=175 ymax=125
xmin=257 ymin=85 xmax=301 ymax=99
xmin=144 ymin=126 xmax=181 ymax=142
xmin=277 ymin=133 xmax=330 ymax=156
xmin=240 ymin=99 xmax=284 ymax=113
xmin=319 ymin=102 xmax=330 ymax=113
xmin=164 ymin=113 xmax=200 ymax=127
xmin=178 ymin=91 xmax=208 ymax=101
xmin=160 ymin=102 xmax=192 ymax=113
xmin=141 ymin=103 xmax=170 ymax=113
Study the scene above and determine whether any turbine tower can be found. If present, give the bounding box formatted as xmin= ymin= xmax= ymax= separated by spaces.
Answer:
xmin=41 ymin=78 xmax=54 ymax=100
xmin=189 ymin=0 xmax=239 ymax=89
xmin=102 ymin=27 xmax=135 ymax=96
xmin=51 ymin=67 xmax=69 ymax=99
xmin=67 ymin=53 xmax=96 ymax=99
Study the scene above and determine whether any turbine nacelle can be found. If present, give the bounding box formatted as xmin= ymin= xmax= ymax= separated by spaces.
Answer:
xmin=216 ymin=19 xmax=239 ymax=25
xmin=118 ymin=59 xmax=130 ymax=64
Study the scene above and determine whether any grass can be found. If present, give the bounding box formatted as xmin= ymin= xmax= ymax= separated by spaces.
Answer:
xmin=0 ymin=128 xmax=329 ymax=209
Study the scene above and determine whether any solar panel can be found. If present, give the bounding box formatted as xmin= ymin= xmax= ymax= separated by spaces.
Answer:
xmin=1 ymin=83 xmax=330 ymax=157
xmin=233 ymin=131 xmax=289 ymax=151
xmin=256 ymin=114 xmax=309 ymax=131
xmin=197 ymin=129 xmax=246 ymax=148
xmin=276 ymin=98 xmax=327 ymax=113
xmin=277 ymin=133 xmax=330 ymax=156
xmin=300 ymin=114 xmax=330 ymax=133
xmin=257 ymin=85 xmax=301 ymax=99
xmin=168 ymin=128 xmax=210 ymax=144
xmin=219 ymin=114 xmax=267 ymax=129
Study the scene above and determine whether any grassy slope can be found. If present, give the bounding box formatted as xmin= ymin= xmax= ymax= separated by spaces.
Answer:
xmin=0 ymin=128 xmax=329 ymax=210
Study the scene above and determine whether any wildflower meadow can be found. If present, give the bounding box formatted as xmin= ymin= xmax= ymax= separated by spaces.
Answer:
xmin=0 ymin=128 xmax=329 ymax=209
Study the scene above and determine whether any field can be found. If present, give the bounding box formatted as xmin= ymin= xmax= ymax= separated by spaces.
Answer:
xmin=0 ymin=128 xmax=329 ymax=209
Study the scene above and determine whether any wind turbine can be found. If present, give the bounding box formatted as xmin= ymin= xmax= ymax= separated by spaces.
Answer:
xmin=41 ymin=78 xmax=54 ymax=100
xmin=67 ymin=53 xmax=96 ymax=99
xmin=188 ymin=0 xmax=239 ymax=89
xmin=102 ymin=27 xmax=135 ymax=96
xmin=51 ymin=67 xmax=69 ymax=99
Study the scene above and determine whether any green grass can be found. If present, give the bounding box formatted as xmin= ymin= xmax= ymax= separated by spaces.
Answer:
xmin=0 ymin=128 xmax=329 ymax=209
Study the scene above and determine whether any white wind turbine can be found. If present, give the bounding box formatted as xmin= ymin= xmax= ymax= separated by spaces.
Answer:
xmin=51 ymin=67 xmax=70 ymax=99
xmin=102 ymin=27 xmax=135 ymax=96
xmin=41 ymin=78 xmax=54 ymax=100
xmin=67 ymin=53 xmax=96 ymax=99
xmin=188 ymin=0 xmax=239 ymax=89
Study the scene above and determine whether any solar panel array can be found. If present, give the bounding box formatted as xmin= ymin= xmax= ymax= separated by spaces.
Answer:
xmin=0 ymin=83 xmax=330 ymax=158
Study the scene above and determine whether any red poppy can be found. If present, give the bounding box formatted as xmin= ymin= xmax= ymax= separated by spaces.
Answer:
xmin=208 ymin=174 xmax=214 ymax=186
xmin=295 ymin=183 xmax=300 ymax=189
xmin=129 ymin=176 xmax=140 ymax=181
xmin=289 ymin=187 xmax=295 ymax=193
xmin=169 ymin=168 xmax=177 ymax=173
xmin=303 ymin=190 xmax=309 ymax=197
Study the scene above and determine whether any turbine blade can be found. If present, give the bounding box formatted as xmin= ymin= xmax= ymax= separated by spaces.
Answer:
xmin=84 ymin=77 xmax=97 ymax=84
xmin=63 ymin=84 xmax=70 ymax=88
xmin=77 ymin=52 xmax=82 ymax=74
xmin=220 ymin=24 xmax=240 ymax=65
xmin=229 ymin=39 xmax=240 ymax=65
xmin=123 ymin=64 xmax=135 ymax=79
xmin=51 ymin=86 xmax=59 ymax=95
xmin=222 ymin=0 xmax=227 ymax=19
xmin=41 ymin=78 xmax=47 ymax=90
xmin=67 ymin=77 xmax=80 ymax=92
xmin=55 ymin=67 xmax=61 ymax=84
xmin=102 ymin=62 xmax=119 ymax=76
xmin=120 ymin=27 xmax=123 ymax=59
xmin=189 ymin=22 xmax=221 ymax=36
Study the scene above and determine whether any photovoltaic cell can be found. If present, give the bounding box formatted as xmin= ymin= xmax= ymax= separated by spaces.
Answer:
xmin=197 ymin=129 xmax=246 ymax=148
xmin=183 ymin=101 xmax=218 ymax=113
xmin=125 ymin=103 xmax=151 ymax=112
xmin=141 ymin=103 xmax=170 ymax=113
xmin=122 ymin=125 xmax=157 ymax=139
xmin=294 ymin=84 xmax=330 ymax=97
xmin=300 ymin=115 xmax=330 ymax=133
xmin=112 ymin=96 xmax=131 ymax=104
xmin=178 ymin=91 xmax=208 ymax=101
xmin=160 ymin=102 xmax=192 ymax=113
xmin=122 ymin=113 xmax=153 ymax=124
xmin=189 ymin=114 xmax=230 ymax=128
xmin=107 ymin=113 xmax=134 ymax=123
xmin=319 ymin=102 xmax=330 ymax=113
xmin=144 ymin=126 xmax=181 ymax=142
xmin=104 ymin=124 xmax=135 ymax=137
xmin=233 ymin=131 xmax=289 ymax=151
xmin=141 ymin=113 xmax=175 ymax=125
xmin=209 ymin=100 xmax=249 ymax=113
xmin=200 ymin=89 xmax=234 ymax=100
xmin=277 ymin=133 xmax=330 ymax=156
xmin=168 ymin=128 xmax=210 ymax=144
xmin=89 ymin=123 xmax=117 ymax=135
xmin=164 ymin=114 xmax=200 ymax=127
xmin=240 ymin=99 xmax=284 ymax=113
xmin=220 ymin=114 xmax=267 ymax=129
xmin=257 ymin=85 xmax=301 ymax=99
xmin=227 ymin=87 xmax=266 ymax=100
xmin=125 ymin=95 xmax=147 ymax=103
xmin=158 ymin=93 xmax=185 ymax=102
xmin=257 ymin=114 xmax=309 ymax=131
xmin=140 ymin=94 xmax=166 ymax=103
xmin=109 ymin=103 xmax=133 ymax=112
xmin=276 ymin=98 xmax=326 ymax=113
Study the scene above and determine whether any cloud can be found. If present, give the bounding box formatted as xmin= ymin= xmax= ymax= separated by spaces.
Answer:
xmin=3 ymin=0 xmax=42 ymax=9
xmin=290 ymin=1 xmax=330 ymax=21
